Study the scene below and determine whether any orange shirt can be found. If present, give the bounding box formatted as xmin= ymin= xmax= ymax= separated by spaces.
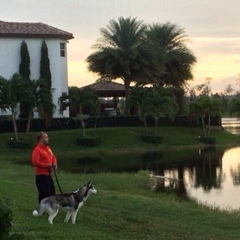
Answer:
xmin=32 ymin=143 xmax=57 ymax=175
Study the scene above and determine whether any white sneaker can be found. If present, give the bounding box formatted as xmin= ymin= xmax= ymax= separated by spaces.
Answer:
xmin=32 ymin=210 xmax=39 ymax=216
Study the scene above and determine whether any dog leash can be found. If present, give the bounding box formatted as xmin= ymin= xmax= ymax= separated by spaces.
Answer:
xmin=53 ymin=166 xmax=64 ymax=195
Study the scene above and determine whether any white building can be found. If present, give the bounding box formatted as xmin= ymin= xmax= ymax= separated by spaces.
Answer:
xmin=0 ymin=20 xmax=74 ymax=118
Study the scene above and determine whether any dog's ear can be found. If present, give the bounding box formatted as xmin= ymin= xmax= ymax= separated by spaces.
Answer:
xmin=88 ymin=181 xmax=92 ymax=186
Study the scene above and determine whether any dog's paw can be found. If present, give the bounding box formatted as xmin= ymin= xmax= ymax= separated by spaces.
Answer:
xmin=48 ymin=219 xmax=53 ymax=224
xmin=32 ymin=210 xmax=39 ymax=216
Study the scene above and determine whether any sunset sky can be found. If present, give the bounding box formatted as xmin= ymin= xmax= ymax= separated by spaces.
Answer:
xmin=1 ymin=0 xmax=240 ymax=92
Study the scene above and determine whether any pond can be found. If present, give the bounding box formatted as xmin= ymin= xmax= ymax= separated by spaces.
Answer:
xmin=55 ymin=118 xmax=240 ymax=211
xmin=186 ymin=146 xmax=240 ymax=210
xmin=222 ymin=117 xmax=240 ymax=135
xmin=57 ymin=145 xmax=240 ymax=211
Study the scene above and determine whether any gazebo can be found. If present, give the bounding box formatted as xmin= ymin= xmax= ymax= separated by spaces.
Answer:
xmin=81 ymin=81 xmax=126 ymax=115
xmin=84 ymin=81 xmax=126 ymax=97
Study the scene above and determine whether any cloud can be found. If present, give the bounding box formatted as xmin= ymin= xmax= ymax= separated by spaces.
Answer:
xmin=68 ymin=60 xmax=98 ymax=87
xmin=2 ymin=0 xmax=240 ymax=91
xmin=192 ymin=37 xmax=240 ymax=56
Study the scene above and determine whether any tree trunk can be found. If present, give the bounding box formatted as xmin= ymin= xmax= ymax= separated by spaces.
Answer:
xmin=81 ymin=120 xmax=86 ymax=137
xmin=207 ymin=114 xmax=211 ymax=136
xmin=12 ymin=111 xmax=18 ymax=141
xmin=143 ymin=119 xmax=148 ymax=134
xmin=155 ymin=118 xmax=158 ymax=135
xmin=45 ymin=114 xmax=52 ymax=128
xmin=25 ymin=111 xmax=33 ymax=140
xmin=93 ymin=117 xmax=98 ymax=135
xmin=79 ymin=105 xmax=85 ymax=137
xmin=201 ymin=117 xmax=206 ymax=137
xmin=124 ymin=79 xmax=131 ymax=115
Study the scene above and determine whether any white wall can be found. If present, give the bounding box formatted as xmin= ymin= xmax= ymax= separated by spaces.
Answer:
xmin=0 ymin=37 xmax=70 ymax=118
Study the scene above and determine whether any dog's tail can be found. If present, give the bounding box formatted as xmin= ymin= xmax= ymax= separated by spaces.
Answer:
xmin=32 ymin=202 xmax=46 ymax=216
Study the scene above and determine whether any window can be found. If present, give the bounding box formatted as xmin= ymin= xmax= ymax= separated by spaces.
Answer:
xmin=60 ymin=43 xmax=65 ymax=57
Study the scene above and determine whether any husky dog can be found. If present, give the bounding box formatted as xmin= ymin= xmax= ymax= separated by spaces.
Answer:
xmin=32 ymin=181 xmax=97 ymax=224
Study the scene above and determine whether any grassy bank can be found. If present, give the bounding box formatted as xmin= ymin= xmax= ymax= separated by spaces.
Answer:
xmin=1 ymin=127 xmax=240 ymax=239
xmin=1 ymin=161 xmax=240 ymax=240
xmin=1 ymin=126 xmax=240 ymax=156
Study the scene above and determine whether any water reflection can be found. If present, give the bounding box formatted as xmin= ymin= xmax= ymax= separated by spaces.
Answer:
xmin=187 ymin=147 xmax=240 ymax=210
xmin=58 ymin=146 xmax=240 ymax=210
xmin=193 ymin=147 xmax=223 ymax=192
xmin=151 ymin=146 xmax=240 ymax=210
xmin=222 ymin=117 xmax=240 ymax=134
xmin=230 ymin=164 xmax=240 ymax=185
xmin=150 ymin=147 xmax=224 ymax=202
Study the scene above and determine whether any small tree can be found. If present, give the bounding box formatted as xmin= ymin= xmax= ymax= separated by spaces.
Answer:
xmin=0 ymin=74 xmax=25 ymax=141
xmin=206 ymin=95 xmax=222 ymax=135
xmin=19 ymin=41 xmax=30 ymax=79
xmin=190 ymin=95 xmax=222 ymax=137
xmin=37 ymin=78 xmax=55 ymax=128
xmin=146 ymin=86 xmax=179 ymax=134
xmin=58 ymin=86 xmax=100 ymax=137
xmin=21 ymin=78 xmax=55 ymax=139
xmin=126 ymin=87 xmax=151 ymax=133
xmin=40 ymin=41 xmax=51 ymax=89
xmin=127 ymin=86 xmax=178 ymax=135
xmin=39 ymin=41 xmax=54 ymax=127
xmin=229 ymin=97 xmax=240 ymax=118
xmin=19 ymin=40 xmax=31 ymax=119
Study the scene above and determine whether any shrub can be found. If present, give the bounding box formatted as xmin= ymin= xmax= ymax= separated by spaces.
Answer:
xmin=0 ymin=199 xmax=24 ymax=239
xmin=8 ymin=139 xmax=32 ymax=149
xmin=76 ymin=136 xmax=101 ymax=147
xmin=140 ymin=134 xmax=163 ymax=144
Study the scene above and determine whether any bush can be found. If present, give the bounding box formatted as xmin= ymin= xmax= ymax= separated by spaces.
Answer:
xmin=0 ymin=199 xmax=24 ymax=239
xmin=198 ymin=136 xmax=216 ymax=144
xmin=140 ymin=134 xmax=163 ymax=144
xmin=76 ymin=136 xmax=101 ymax=147
xmin=8 ymin=139 xmax=32 ymax=149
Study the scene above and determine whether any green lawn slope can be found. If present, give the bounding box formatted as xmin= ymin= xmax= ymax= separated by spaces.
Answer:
xmin=1 ymin=127 xmax=240 ymax=239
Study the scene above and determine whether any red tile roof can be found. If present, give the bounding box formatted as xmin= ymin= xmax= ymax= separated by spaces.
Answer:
xmin=0 ymin=21 xmax=74 ymax=40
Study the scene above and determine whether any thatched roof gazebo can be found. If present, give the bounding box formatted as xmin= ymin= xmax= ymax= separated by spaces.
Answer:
xmin=83 ymin=81 xmax=126 ymax=98
xmin=81 ymin=81 xmax=126 ymax=115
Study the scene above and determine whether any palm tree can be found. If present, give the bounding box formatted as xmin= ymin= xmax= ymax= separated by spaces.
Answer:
xmin=146 ymin=86 xmax=179 ymax=134
xmin=206 ymin=96 xmax=222 ymax=136
xmin=36 ymin=78 xmax=55 ymax=128
xmin=86 ymin=17 xmax=151 ymax=100
xmin=145 ymin=22 xmax=197 ymax=87
xmin=190 ymin=95 xmax=210 ymax=137
xmin=75 ymin=88 xmax=100 ymax=137
xmin=0 ymin=74 xmax=25 ymax=141
xmin=190 ymin=95 xmax=222 ymax=137
xmin=22 ymin=78 xmax=55 ymax=139
xmin=126 ymin=87 xmax=150 ymax=133
xmin=127 ymin=86 xmax=178 ymax=135
xmin=58 ymin=87 xmax=100 ymax=137
xmin=69 ymin=86 xmax=84 ymax=117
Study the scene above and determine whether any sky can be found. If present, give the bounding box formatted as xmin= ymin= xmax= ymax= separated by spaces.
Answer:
xmin=1 ymin=0 xmax=240 ymax=93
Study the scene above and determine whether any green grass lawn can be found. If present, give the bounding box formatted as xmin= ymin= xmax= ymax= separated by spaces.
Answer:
xmin=1 ymin=127 xmax=240 ymax=239
xmin=1 ymin=126 xmax=239 ymax=156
